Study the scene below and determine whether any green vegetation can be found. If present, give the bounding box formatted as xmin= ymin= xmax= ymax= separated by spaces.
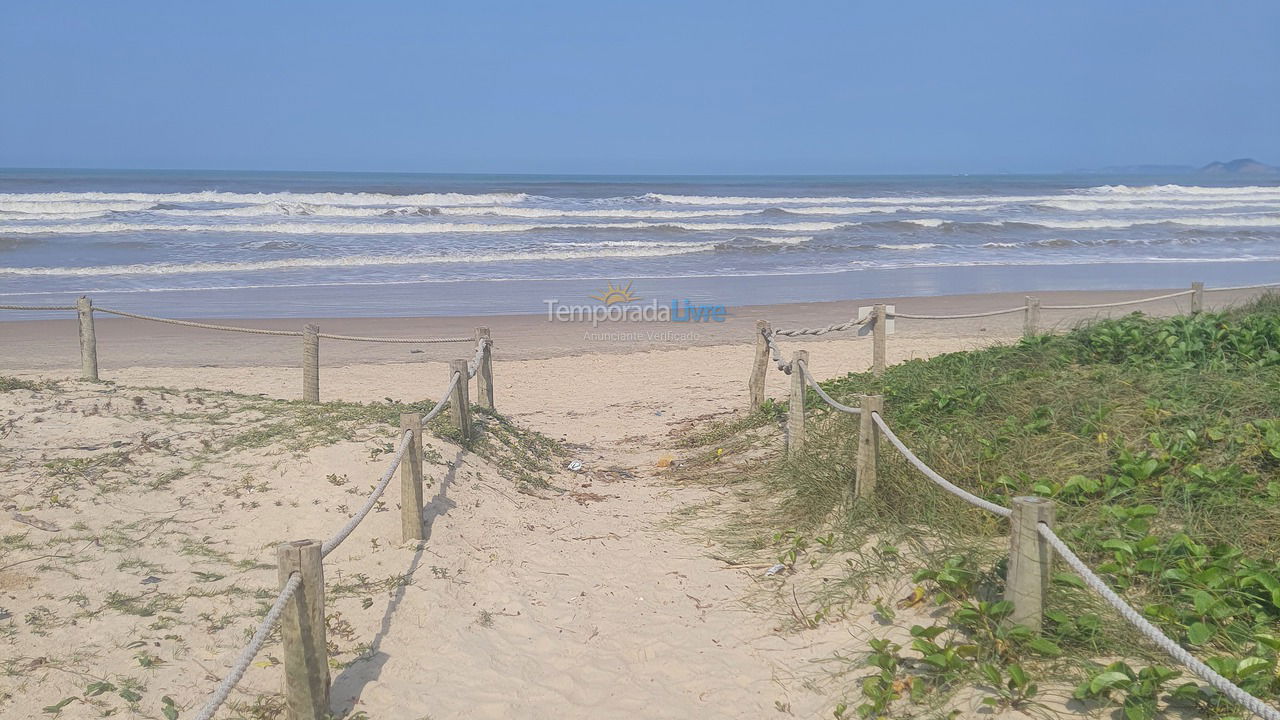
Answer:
xmin=702 ymin=296 xmax=1280 ymax=718
xmin=0 ymin=376 xmax=57 ymax=393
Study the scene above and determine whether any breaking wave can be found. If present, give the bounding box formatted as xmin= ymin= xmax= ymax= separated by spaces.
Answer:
xmin=0 ymin=220 xmax=848 ymax=235
xmin=0 ymin=243 xmax=723 ymax=277
xmin=0 ymin=190 xmax=528 ymax=207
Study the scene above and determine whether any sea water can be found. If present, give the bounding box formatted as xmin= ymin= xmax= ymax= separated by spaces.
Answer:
xmin=1 ymin=169 xmax=1278 ymax=317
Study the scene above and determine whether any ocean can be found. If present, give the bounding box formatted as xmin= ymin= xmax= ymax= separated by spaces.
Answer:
xmin=2 ymin=169 xmax=1279 ymax=318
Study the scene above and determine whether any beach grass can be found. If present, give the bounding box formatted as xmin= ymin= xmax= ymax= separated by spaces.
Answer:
xmin=687 ymin=294 xmax=1280 ymax=718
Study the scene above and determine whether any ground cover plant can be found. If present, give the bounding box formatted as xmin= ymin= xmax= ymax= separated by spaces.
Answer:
xmin=696 ymin=296 xmax=1280 ymax=718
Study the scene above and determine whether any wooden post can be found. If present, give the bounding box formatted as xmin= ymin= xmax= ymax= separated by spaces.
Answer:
xmin=787 ymin=350 xmax=808 ymax=456
xmin=448 ymin=359 xmax=472 ymax=440
xmin=1005 ymin=496 xmax=1055 ymax=633
xmin=76 ymin=296 xmax=99 ymax=382
xmin=277 ymin=539 xmax=329 ymax=720
xmin=749 ymin=319 xmax=770 ymax=410
xmin=400 ymin=413 xmax=424 ymax=543
xmin=1191 ymin=282 xmax=1204 ymax=314
xmin=1023 ymin=296 xmax=1040 ymax=338
xmin=302 ymin=324 xmax=320 ymax=403
xmin=854 ymin=395 xmax=884 ymax=500
xmin=872 ymin=304 xmax=887 ymax=376
xmin=474 ymin=327 xmax=494 ymax=410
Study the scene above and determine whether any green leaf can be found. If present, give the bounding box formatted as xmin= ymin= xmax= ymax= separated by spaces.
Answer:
xmin=1053 ymin=571 xmax=1085 ymax=588
xmin=118 ymin=688 xmax=142 ymax=703
xmin=1090 ymin=671 xmax=1132 ymax=694
xmin=1186 ymin=622 xmax=1214 ymax=645
xmin=1122 ymin=695 xmax=1157 ymax=720
xmin=42 ymin=698 xmax=78 ymax=715
xmin=1028 ymin=637 xmax=1062 ymax=657
xmin=84 ymin=681 xmax=116 ymax=697
xmin=1236 ymin=656 xmax=1271 ymax=679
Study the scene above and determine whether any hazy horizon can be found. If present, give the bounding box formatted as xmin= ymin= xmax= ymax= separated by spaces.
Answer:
xmin=2 ymin=1 xmax=1277 ymax=175
xmin=1 ymin=163 xmax=1273 ymax=178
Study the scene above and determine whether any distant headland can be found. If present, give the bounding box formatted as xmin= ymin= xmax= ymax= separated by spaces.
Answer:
xmin=1074 ymin=158 xmax=1279 ymax=175
xmin=1198 ymin=158 xmax=1279 ymax=175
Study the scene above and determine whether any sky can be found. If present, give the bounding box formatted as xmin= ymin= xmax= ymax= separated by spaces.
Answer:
xmin=1 ymin=1 xmax=1277 ymax=175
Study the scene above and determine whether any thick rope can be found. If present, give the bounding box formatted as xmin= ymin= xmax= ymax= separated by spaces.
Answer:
xmin=319 ymin=369 xmax=459 ymax=557
xmin=316 ymin=332 xmax=472 ymax=344
xmin=1040 ymin=289 xmax=1195 ymax=311
xmin=1040 ymin=524 xmax=1280 ymax=720
xmin=0 ymin=304 xmax=78 ymax=311
xmin=871 ymin=412 xmax=1012 ymax=517
xmin=94 ymin=307 xmax=303 ymax=336
xmin=772 ymin=312 xmax=871 ymax=338
xmin=192 ymin=572 xmax=301 ymax=720
xmin=762 ymin=328 xmax=793 ymax=374
xmin=321 ymin=429 xmax=413 ymax=557
xmin=892 ymin=306 xmax=1025 ymax=320
xmin=423 ymin=371 xmax=461 ymax=423
xmin=1205 ymin=281 xmax=1280 ymax=293
xmin=796 ymin=360 xmax=861 ymax=414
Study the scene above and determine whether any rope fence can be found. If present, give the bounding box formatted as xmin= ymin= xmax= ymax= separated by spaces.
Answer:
xmin=1039 ymin=288 xmax=1194 ymax=311
xmin=0 ymin=296 xmax=493 ymax=404
xmin=782 ymin=350 xmax=1280 ymax=719
xmin=0 ymin=303 xmax=499 ymax=718
xmin=750 ymin=279 xmax=1276 ymax=396
xmin=192 ymin=573 xmax=301 ymax=720
xmin=0 ymin=303 xmax=79 ymax=311
xmin=1041 ymin=524 xmax=1280 ymax=720
xmin=190 ymin=359 xmax=472 ymax=718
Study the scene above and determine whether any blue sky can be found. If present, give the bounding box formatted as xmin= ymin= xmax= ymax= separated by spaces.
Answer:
xmin=1 ymin=1 xmax=1277 ymax=175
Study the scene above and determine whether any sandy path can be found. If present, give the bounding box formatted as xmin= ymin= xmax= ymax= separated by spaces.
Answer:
xmin=5 ymin=332 xmax=1006 ymax=718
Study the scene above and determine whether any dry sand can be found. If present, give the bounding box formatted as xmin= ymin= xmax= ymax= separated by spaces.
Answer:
xmin=0 ymin=288 xmax=1259 ymax=718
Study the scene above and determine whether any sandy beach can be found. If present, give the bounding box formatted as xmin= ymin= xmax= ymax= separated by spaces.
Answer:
xmin=0 ymin=286 xmax=1267 ymax=718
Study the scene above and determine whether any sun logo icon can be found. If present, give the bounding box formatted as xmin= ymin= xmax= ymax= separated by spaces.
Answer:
xmin=591 ymin=281 xmax=641 ymax=306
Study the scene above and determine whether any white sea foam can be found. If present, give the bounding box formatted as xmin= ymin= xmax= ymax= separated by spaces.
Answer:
xmin=0 ymin=200 xmax=158 ymax=213
xmin=0 ymin=220 xmax=848 ymax=235
xmin=0 ymin=190 xmax=528 ymax=207
xmin=0 ymin=210 xmax=116 ymax=220
xmin=1034 ymin=199 xmax=1277 ymax=212
xmin=1027 ymin=214 xmax=1280 ymax=229
xmin=151 ymin=202 xmax=1002 ymax=219
xmin=642 ymin=192 xmax=1013 ymax=207
xmin=876 ymin=243 xmax=945 ymax=250
xmin=1084 ymin=184 xmax=1280 ymax=197
xmin=0 ymin=243 xmax=722 ymax=277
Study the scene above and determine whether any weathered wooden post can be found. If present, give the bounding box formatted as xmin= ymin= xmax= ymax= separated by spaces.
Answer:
xmin=1023 ymin=296 xmax=1040 ymax=338
xmin=872 ymin=304 xmax=887 ymax=376
xmin=749 ymin=319 xmax=771 ymax=410
xmin=787 ymin=350 xmax=808 ymax=455
xmin=1005 ymin=496 xmax=1055 ymax=633
xmin=854 ymin=395 xmax=884 ymax=499
xmin=448 ymin=359 xmax=472 ymax=440
xmin=1191 ymin=282 xmax=1204 ymax=314
xmin=400 ymin=412 xmax=424 ymax=543
xmin=302 ymin=324 xmax=320 ymax=403
xmin=277 ymin=539 xmax=329 ymax=720
xmin=474 ymin=327 xmax=494 ymax=410
xmin=76 ymin=296 xmax=99 ymax=381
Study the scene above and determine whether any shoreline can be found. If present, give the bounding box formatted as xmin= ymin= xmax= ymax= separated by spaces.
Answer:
xmin=1 ymin=285 xmax=1270 ymax=372
xmin=5 ymin=260 xmax=1280 ymax=320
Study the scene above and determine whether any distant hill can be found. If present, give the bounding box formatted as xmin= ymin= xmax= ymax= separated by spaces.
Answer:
xmin=1199 ymin=158 xmax=1279 ymax=175
xmin=1071 ymin=164 xmax=1196 ymax=175
xmin=1068 ymin=159 xmax=1279 ymax=176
